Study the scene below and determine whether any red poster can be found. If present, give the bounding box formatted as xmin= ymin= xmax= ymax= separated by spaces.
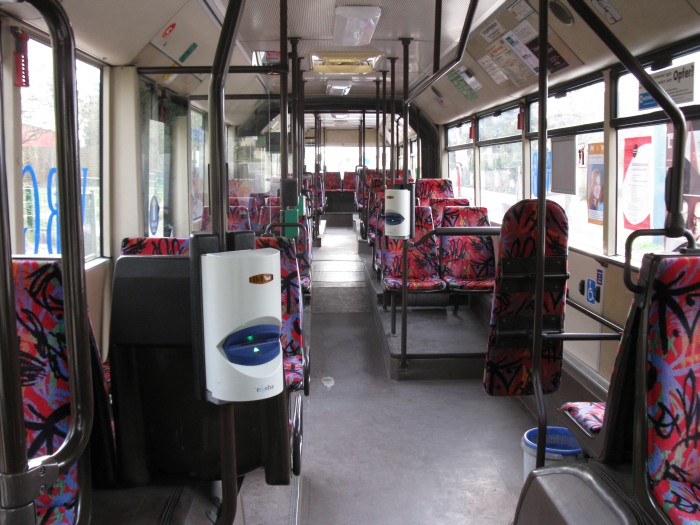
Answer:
xmin=622 ymin=137 xmax=653 ymax=230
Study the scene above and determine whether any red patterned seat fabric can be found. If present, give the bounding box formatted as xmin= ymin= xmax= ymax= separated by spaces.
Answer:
xmin=297 ymin=215 xmax=312 ymax=293
xmin=120 ymin=237 xmax=190 ymax=255
xmin=644 ymin=255 xmax=700 ymax=524
xmin=439 ymin=206 xmax=495 ymax=291
xmin=14 ymin=260 xmax=110 ymax=524
xmin=200 ymin=206 xmax=251 ymax=232
xmin=267 ymin=197 xmax=281 ymax=206
xmin=382 ymin=206 xmax=446 ymax=292
xmin=255 ymin=236 xmax=305 ymax=393
xmin=258 ymin=206 xmax=281 ymax=231
xmin=248 ymin=192 xmax=269 ymax=231
xmin=415 ymin=179 xmax=454 ymax=206
xmin=429 ymin=197 xmax=471 ymax=227
xmin=343 ymin=172 xmax=357 ymax=192
xmin=483 ymin=199 xmax=568 ymax=396
xmin=324 ymin=172 xmax=342 ymax=192
xmin=560 ymin=401 xmax=606 ymax=434
xmin=367 ymin=191 xmax=385 ymax=245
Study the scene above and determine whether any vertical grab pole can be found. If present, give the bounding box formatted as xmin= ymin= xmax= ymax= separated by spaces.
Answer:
xmin=208 ymin=1 xmax=247 ymax=523
xmin=0 ymin=18 xmax=30 ymax=522
xmin=399 ymin=37 xmax=413 ymax=370
xmin=389 ymin=57 xmax=397 ymax=186
xmin=375 ymin=80 xmax=380 ymax=172
xmin=27 ymin=0 xmax=93 ymax=473
xmin=279 ymin=0 xmax=289 ymax=198
xmin=532 ymin=0 xmax=549 ymax=470
xmin=289 ymin=37 xmax=299 ymax=201
xmin=381 ymin=70 xmax=388 ymax=189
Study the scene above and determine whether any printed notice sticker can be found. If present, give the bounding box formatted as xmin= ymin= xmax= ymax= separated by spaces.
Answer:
xmin=480 ymin=20 xmax=506 ymax=43
xmin=590 ymin=0 xmax=622 ymax=24
xmin=508 ymin=0 xmax=534 ymax=21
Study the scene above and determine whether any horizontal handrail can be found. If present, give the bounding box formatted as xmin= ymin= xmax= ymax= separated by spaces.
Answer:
xmin=411 ymin=226 xmax=501 ymax=248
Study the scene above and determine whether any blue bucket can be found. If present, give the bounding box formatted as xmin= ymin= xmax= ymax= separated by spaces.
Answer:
xmin=521 ymin=426 xmax=581 ymax=481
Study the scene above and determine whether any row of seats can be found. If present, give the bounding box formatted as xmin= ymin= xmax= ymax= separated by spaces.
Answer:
xmin=323 ymin=171 xmax=357 ymax=193
xmin=381 ymin=205 xmax=496 ymax=294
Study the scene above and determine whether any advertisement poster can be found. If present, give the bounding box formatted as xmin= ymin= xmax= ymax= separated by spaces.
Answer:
xmin=587 ymin=143 xmax=605 ymax=225
xmin=622 ymin=137 xmax=653 ymax=230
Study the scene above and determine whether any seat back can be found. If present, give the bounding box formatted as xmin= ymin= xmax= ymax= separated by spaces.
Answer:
xmin=255 ymin=236 xmax=305 ymax=391
xmin=14 ymin=259 xmax=114 ymax=523
xmin=440 ymin=206 xmax=495 ymax=283
xmin=638 ymin=253 xmax=700 ymax=524
xmin=324 ymin=171 xmax=342 ymax=192
xmin=382 ymin=206 xmax=442 ymax=285
xmin=415 ymin=178 xmax=453 ymax=206
xmin=367 ymin=190 xmax=385 ymax=244
xmin=267 ymin=197 xmax=281 ymax=206
xmin=228 ymin=178 xmax=256 ymax=197
xmin=258 ymin=205 xmax=281 ymax=231
xmin=429 ymin=197 xmax=471 ymax=227
xmin=121 ymin=236 xmax=190 ymax=255
xmin=484 ymin=199 xmax=568 ymax=396
xmin=313 ymin=172 xmax=325 ymax=212
xmin=342 ymin=171 xmax=357 ymax=192
xmin=200 ymin=206 xmax=251 ymax=232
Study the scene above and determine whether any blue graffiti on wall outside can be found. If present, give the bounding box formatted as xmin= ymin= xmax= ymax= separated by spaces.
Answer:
xmin=22 ymin=164 xmax=88 ymax=254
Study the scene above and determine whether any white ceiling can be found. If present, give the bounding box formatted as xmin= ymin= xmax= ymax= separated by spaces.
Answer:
xmin=4 ymin=0 xmax=699 ymax=127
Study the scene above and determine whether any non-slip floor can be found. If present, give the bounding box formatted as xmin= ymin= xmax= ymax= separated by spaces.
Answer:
xmin=240 ymin=222 xmax=536 ymax=524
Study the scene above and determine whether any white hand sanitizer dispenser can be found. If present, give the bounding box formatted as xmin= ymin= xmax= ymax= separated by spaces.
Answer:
xmin=385 ymin=188 xmax=411 ymax=238
xmin=201 ymin=248 xmax=284 ymax=403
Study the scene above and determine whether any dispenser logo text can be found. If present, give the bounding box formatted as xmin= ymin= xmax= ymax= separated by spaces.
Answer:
xmin=257 ymin=384 xmax=275 ymax=393
xmin=249 ymin=273 xmax=274 ymax=284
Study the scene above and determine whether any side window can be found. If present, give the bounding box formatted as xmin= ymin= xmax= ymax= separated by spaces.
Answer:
xmin=20 ymin=38 xmax=102 ymax=259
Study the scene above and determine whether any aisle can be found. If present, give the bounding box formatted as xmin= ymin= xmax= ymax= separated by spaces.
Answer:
xmin=298 ymin=225 xmax=533 ymax=525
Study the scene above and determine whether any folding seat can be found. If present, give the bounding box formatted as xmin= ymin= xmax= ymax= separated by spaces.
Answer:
xmin=255 ymin=236 xmax=309 ymax=395
xmin=324 ymin=171 xmax=342 ymax=192
xmin=415 ymin=178 xmax=454 ymax=206
xmin=13 ymin=259 xmax=114 ymax=523
xmin=342 ymin=171 xmax=357 ymax=193
xmin=313 ymin=172 xmax=325 ymax=213
xmin=383 ymin=206 xmax=446 ymax=328
xmin=439 ymin=206 xmax=495 ymax=292
xmin=483 ymin=199 xmax=568 ymax=396
xmin=429 ymin=197 xmax=471 ymax=228
xmin=120 ymin=236 xmax=190 ymax=255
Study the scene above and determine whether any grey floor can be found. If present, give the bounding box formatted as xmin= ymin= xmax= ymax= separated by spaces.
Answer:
xmin=240 ymin=221 xmax=537 ymax=525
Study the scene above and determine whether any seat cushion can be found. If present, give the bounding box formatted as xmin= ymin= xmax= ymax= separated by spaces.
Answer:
xmin=561 ymin=401 xmax=606 ymax=434
xmin=383 ymin=276 xmax=446 ymax=292
xmin=443 ymin=276 xmax=495 ymax=291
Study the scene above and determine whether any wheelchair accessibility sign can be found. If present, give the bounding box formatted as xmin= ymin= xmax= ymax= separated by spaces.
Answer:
xmin=586 ymin=279 xmax=597 ymax=304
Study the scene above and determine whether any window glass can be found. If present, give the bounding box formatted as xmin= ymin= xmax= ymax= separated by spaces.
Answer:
xmin=617 ymin=119 xmax=700 ymax=258
xmin=531 ymin=133 xmax=605 ymax=253
xmin=617 ymin=50 xmax=700 ymax=119
xmin=478 ymin=107 xmax=520 ymax=141
xmin=20 ymin=38 xmax=101 ymax=258
xmin=190 ymin=109 xmax=206 ymax=228
xmin=530 ymin=81 xmax=604 ymax=131
xmin=447 ymin=122 xmax=473 ymax=147
xmin=140 ymin=81 xmax=188 ymax=237
xmin=447 ymin=148 xmax=474 ymax=201
xmin=479 ymin=141 xmax=522 ymax=222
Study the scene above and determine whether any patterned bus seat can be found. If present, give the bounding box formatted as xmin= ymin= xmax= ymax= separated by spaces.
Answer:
xmin=255 ymin=236 xmax=307 ymax=394
xmin=415 ymin=178 xmax=453 ymax=206
xmin=439 ymin=206 xmax=495 ymax=292
xmin=483 ymin=199 xmax=568 ymax=396
xmin=382 ymin=206 xmax=445 ymax=293
xmin=14 ymin=259 xmax=113 ymax=524
xmin=639 ymin=253 xmax=700 ymax=524
xmin=228 ymin=179 xmax=256 ymax=197
xmin=342 ymin=171 xmax=357 ymax=192
xmin=429 ymin=197 xmax=471 ymax=227
xmin=249 ymin=192 xmax=269 ymax=231
xmin=120 ymin=237 xmax=190 ymax=255
xmin=258 ymin=206 xmax=281 ymax=232
xmin=200 ymin=206 xmax=251 ymax=232
xmin=324 ymin=172 xmax=342 ymax=192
